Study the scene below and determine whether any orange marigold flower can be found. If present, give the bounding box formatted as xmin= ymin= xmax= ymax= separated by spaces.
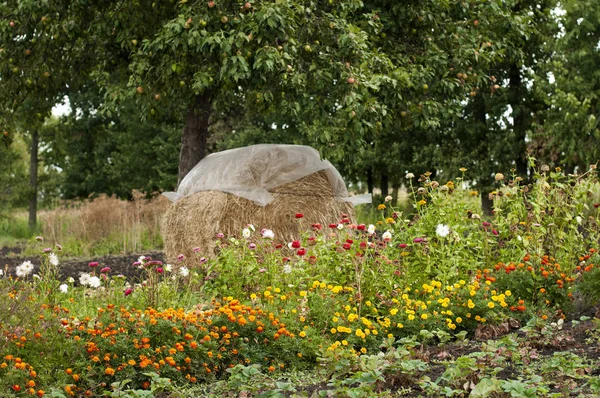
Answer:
xmin=105 ymin=367 xmax=115 ymax=376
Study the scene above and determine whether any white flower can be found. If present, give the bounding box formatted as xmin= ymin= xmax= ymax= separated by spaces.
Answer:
xmin=49 ymin=253 xmax=59 ymax=266
xmin=165 ymin=264 xmax=173 ymax=272
xmin=89 ymin=276 xmax=101 ymax=288
xmin=436 ymin=224 xmax=450 ymax=238
xmin=59 ymin=284 xmax=68 ymax=293
xmin=79 ymin=273 xmax=91 ymax=286
xmin=33 ymin=274 xmax=40 ymax=280
xmin=406 ymin=172 xmax=415 ymax=179
xmin=16 ymin=261 xmax=34 ymax=277
xmin=283 ymin=264 xmax=292 ymax=274
xmin=337 ymin=224 xmax=344 ymax=230
xmin=0 ymin=269 xmax=3 ymax=276
xmin=576 ymin=216 xmax=582 ymax=224
xmin=138 ymin=255 xmax=146 ymax=263
xmin=179 ymin=266 xmax=190 ymax=277
xmin=382 ymin=231 xmax=392 ymax=241
xmin=262 ymin=229 xmax=275 ymax=239
xmin=384 ymin=195 xmax=393 ymax=202
xmin=367 ymin=224 xmax=376 ymax=235
xmin=67 ymin=277 xmax=75 ymax=283
xmin=242 ymin=228 xmax=251 ymax=238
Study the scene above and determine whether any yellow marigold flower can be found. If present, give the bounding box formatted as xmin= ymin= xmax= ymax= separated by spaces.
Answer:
xmin=408 ymin=314 xmax=415 ymax=321
xmin=280 ymin=295 xmax=286 ymax=301
xmin=341 ymin=340 xmax=348 ymax=346
xmin=390 ymin=308 xmax=398 ymax=316
xmin=388 ymin=334 xmax=394 ymax=339
xmin=488 ymin=302 xmax=495 ymax=309
xmin=299 ymin=331 xmax=306 ymax=338
xmin=319 ymin=283 xmax=326 ymax=289
xmin=397 ymin=323 xmax=404 ymax=328
xmin=312 ymin=281 xmax=320 ymax=288
xmin=421 ymin=314 xmax=428 ymax=320
xmin=274 ymin=288 xmax=281 ymax=293
xmin=456 ymin=317 xmax=462 ymax=324
xmin=377 ymin=204 xmax=386 ymax=211
xmin=360 ymin=347 xmax=367 ymax=354
xmin=505 ymin=290 xmax=512 ymax=296
xmin=332 ymin=317 xmax=339 ymax=322
xmin=468 ymin=300 xmax=475 ymax=309
xmin=418 ymin=199 xmax=427 ymax=205
xmin=263 ymin=291 xmax=271 ymax=297
xmin=330 ymin=328 xmax=336 ymax=334
xmin=299 ymin=316 xmax=305 ymax=322
xmin=299 ymin=291 xmax=307 ymax=297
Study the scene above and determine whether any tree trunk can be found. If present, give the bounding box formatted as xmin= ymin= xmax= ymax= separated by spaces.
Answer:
xmin=28 ymin=130 xmax=39 ymax=230
xmin=481 ymin=194 xmax=494 ymax=216
xmin=380 ymin=173 xmax=389 ymax=198
xmin=391 ymin=185 xmax=399 ymax=207
xmin=177 ymin=92 xmax=213 ymax=186
xmin=366 ymin=168 xmax=374 ymax=195
xmin=509 ymin=63 xmax=528 ymax=179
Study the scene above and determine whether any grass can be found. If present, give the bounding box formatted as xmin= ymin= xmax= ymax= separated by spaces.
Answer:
xmin=0 ymin=192 xmax=168 ymax=257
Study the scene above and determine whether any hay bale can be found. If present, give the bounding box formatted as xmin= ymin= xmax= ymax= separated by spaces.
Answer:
xmin=162 ymin=170 xmax=354 ymax=262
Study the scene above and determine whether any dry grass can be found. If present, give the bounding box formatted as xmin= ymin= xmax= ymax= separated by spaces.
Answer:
xmin=162 ymin=171 xmax=355 ymax=262
xmin=38 ymin=192 xmax=169 ymax=255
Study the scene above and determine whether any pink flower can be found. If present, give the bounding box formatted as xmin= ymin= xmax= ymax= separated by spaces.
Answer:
xmin=311 ymin=223 xmax=322 ymax=230
xmin=248 ymin=243 xmax=257 ymax=250
xmin=482 ymin=221 xmax=491 ymax=227
xmin=177 ymin=254 xmax=185 ymax=261
xmin=156 ymin=267 xmax=164 ymax=273
xmin=100 ymin=267 xmax=111 ymax=273
xmin=193 ymin=247 xmax=201 ymax=253
xmin=55 ymin=243 xmax=63 ymax=251
xmin=132 ymin=261 xmax=142 ymax=267
xmin=296 ymin=248 xmax=306 ymax=256
xmin=199 ymin=257 xmax=207 ymax=264
xmin=43 ymin=248 xmax=52 ymax=253
xmin=492 ymin=230 xmax=499 ymax=236
xmin=124 ymin=288 xmax=133 ymax=296
xmin=35 ymin=236 xmax=44 ymax=242
xmin=259 ymin=268 xmax=267 ymax=273
xmin=291 ymin=240 xmax=301 ymax=249
xmin=295 ymin=213 xmax=304 ymax=219
xmin=413 ymin=238 xmax=423 ymax=243
xmin=398 ymin=243 xmax=407 ymax=249
xmin=88 ymin=261 xmax=99 ymax=267
xmin=216 ymin=233 xmax=225 ymax=238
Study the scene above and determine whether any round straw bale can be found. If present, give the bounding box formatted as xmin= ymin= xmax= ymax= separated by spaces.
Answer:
xmin=162 ymin=170 xmax=354 ymax=262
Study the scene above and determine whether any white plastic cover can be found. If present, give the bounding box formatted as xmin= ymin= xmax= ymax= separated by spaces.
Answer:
xmin=163 ymin=144 xmax=371 ymax=206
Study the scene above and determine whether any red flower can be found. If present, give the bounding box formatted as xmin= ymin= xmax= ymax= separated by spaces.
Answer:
xmin=311 ymin=223 xmax=322 ymax=230
xmin=346 ymin=239 xmax=354 ymax=244
xmin=275 ymin=244 xmax=283 ymax=249
xmin=295 ymin=213 xmax=304 ymax=219
xmin=297 ymin=248 xmax=306 ymax=256
xmin=328 ymin=223 xmax=337 ymax=228
xmin=359 ymin=242 xmax=367 ymax=249
xmin=398 ymin=243 xmax=407 ymax=249
xmin=124 ymin=288 xmax=133 ymax=296
xmin=342 ymin=243 xmax=351 ymax=250
xmin=291 ymin=240 xmax=301 ymax=249
xmin=88 ymin=262 xmax=99 ymax=268
xmin=595 ymin=203 xmax=600 ymax=208
xmin=357 ymin=224 xmax=366 ymax=231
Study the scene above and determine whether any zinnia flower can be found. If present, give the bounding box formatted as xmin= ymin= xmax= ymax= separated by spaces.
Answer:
xmin=88 ymin=276 xmax=101 ymax=288
xmin=261 ymin=229 xmax=275 ymax=239
xmin=177 ymin=254 xmax=185 ymax=261
xmin=49 ymin=253 xmax=59 ymax=266
xmin=382 ymin=231 xmax=392 ymax=241
xmin=100 ymin=267 xmax=111 ymax=273
xmin=59 ymin=284 xmax=68 ymax=293
xmin=79 ymin=273 xmax=91 ymax=286
xmin=242 ymin=228 xmax=251 ymax=238
xmin=297 ymin=248 xmax=306 ymax=256
xmin=16 ymin=261 xmax=34 ymax=278
xmin=124 ymin=288 xmax=133 ymax=296
xmin=88 ymin=261 xmax=99 ymax=268
xmin=248 ymin=243 xmax=257 ymax=250
xmin=367 ymin=224 xmax=376 ymax=235
xmin=295 ymin=213 xmax=304 ymax=219
xmin=283 ymin=264 xmax=292 ymax=274
xmin=436 ymin=224 xmax=450 ymax=237
xmin=179 ymin=266 xmax=190 ymax=277
xmin=291 ymin=240 xmax=301 ymax=249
